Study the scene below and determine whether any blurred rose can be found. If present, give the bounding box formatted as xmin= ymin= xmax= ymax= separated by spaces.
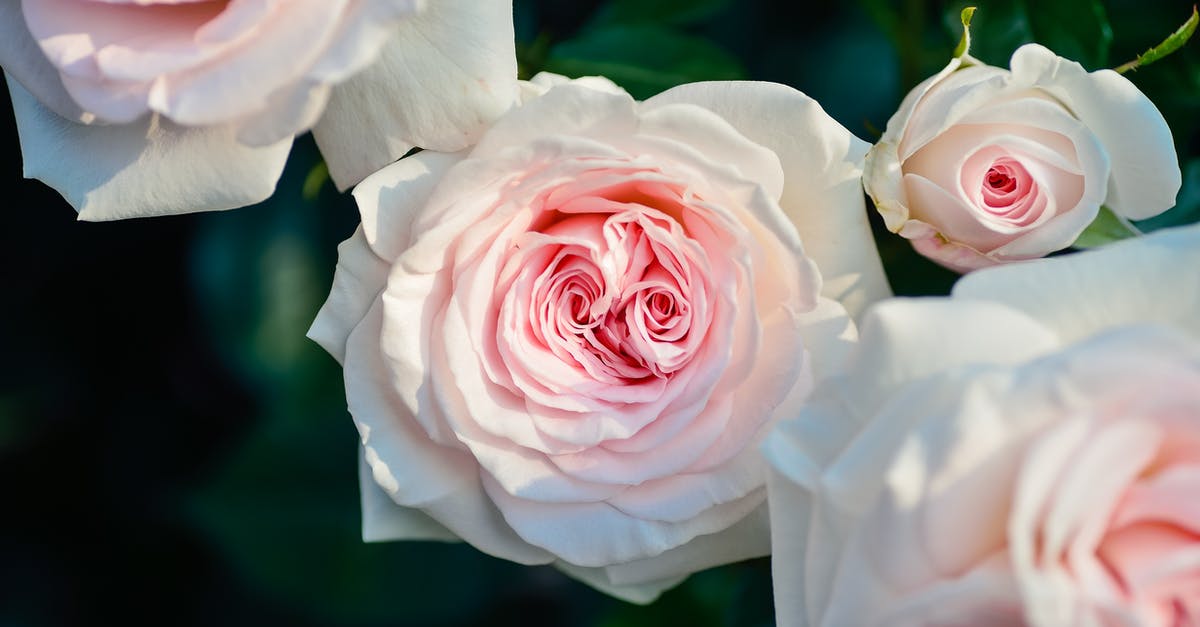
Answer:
xmin=309 ymin=75 xmax=891 ymax=602
xmin=0 ymin=0 xmax=517 ymax=219
xmin=766 ymin=224 xmax=1200 ymax=626
xmin=864 ymin=44 xmax=1180 ymax=272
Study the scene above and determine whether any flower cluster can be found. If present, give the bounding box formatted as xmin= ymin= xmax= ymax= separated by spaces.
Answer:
xmin=3 ymin=2 xmax=1195 ymax=624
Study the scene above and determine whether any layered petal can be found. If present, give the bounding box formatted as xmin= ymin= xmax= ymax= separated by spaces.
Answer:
xmin=312 ymin=0 xmax=518 ymax=189
xmin=312 ymin=77 xmax=873 ymax=602
xmin=7 ymin=73 xmax=290 ymax=220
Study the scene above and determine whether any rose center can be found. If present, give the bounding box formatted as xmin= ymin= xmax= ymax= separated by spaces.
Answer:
xmin=986 ymin=167 xmax=1017 ymax=193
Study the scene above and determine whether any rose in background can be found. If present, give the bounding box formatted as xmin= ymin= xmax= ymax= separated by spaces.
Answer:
xmin=864 ymin=42 xmax=1181 ymax=272
xmin=0 ymin=0 xmax=517 ymax=220
xmin=307 ymin=73 xmax=890 ymax=602
xmin=766 ymin=224 xmax=1200 ymax=626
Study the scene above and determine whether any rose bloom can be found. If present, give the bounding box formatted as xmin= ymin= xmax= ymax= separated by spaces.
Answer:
xmin=863 ymin=43 xmax=1181 ymax=272
xmin=0 ymin=0 xmax=517 ymax=219
xmin=766 ymin=224 xmax=1200 ymax=626
xmin=308 ymin=74 xmax=891 ymax=601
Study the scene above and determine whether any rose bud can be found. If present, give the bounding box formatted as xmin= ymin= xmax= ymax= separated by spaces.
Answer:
xmin=864 ymin=43 xmax=1180 ymax=272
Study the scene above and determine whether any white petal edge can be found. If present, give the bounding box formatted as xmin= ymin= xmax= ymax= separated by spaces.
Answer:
xmin=644 ymin=81 xmax=892 ymax=319
xmin=313 ymin=0 xmax=518 ymax=190
xmin=556 ymin=505 xmax=770 ymax=604
xmin=554 ymin=563 xmax=687 ymax=605
xmin=835 ymin=297 xmax=1063 ymax=420
xmin=6 ymin=73 xmax=291 ymax=220
xmin=359 ymin=451 xmax=460 ymax=543
xmin=307 ymin=225 xmax=391 ymax=365
xmin=352 ymin=149 xmax=466 ymax=262
xmin=952 ymin=222 xmax=1200 ymax=343
xmin=0 ymin=0 xmax=92 ymax=123
xmin=1009 ymin=43 xmax=1181 ymax=220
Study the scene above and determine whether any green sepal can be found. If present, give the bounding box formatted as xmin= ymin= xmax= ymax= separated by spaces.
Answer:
xmin=1115 ymin=5 xmax=1198 ymax=73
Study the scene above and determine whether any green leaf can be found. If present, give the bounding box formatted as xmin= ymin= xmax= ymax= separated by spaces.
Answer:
xmin=301 ymin=160 xmax=329 ymax=201
xmin=1073 ymin=206 xmax=1143 ymax=249
xmin=954 ymin=6 xmax=977 ymax=58
xmin=1115 ymin=5 xmax=1199 ymax=73
xmin=945 ymin=0 xmax=1113 ymax=69
xmin=592 ymin=0 xmax=731 ymax=26
xmin=545 ymin=24 xmax=744 ymax=99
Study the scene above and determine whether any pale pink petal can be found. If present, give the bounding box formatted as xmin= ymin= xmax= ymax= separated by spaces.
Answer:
xmin=6 ymin=73 xmax=290 ymax=220
xmin=553 ymin=563 xmax=686 ymax=605
xmin=646 ymin=81 xmax=892 ymax=317
xmin=358 ymin=453 xmax=459 ymax=542
xmin=0 ymin=0 xmax=92 ymax=122
xmin=483 ymin=473 xmax=763 ymax=567
xmin=353 ymin=149 xmax=465 ymax=262
xmin=313 ymin=0 xmax=518 ymax=189
xmin=1009 ymin=44 xmax=1180 ymax=220
xmin=953 ymin=223 xmax=1200 ymax=343
xmin=307 ymin=226 xmax=391 ymax=365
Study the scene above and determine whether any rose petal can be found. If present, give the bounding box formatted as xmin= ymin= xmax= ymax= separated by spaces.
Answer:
xmin=6 ymin=72 xmax=290 ymax=220
xmin=553 ymin=563 xmax=686 ymax=605
xmin=1008 ymin=44 xmax=1181 ymax=220
xmin=644 ymin=81 xmax=892 ymax=318
xmin=358 ymin=453 xmax=459 ymax=543
xmin=953 ymin=223 xmax=1200 ymax=343
xmin=483 ymin=472 xmax=764 ymax=567
xmin=307 ymin=225 xmax=391 ymax=365
xmin=0 ymin=0 xmax=92 ymax=123
xmin=313 ymin=0 xmax=518 ymax=189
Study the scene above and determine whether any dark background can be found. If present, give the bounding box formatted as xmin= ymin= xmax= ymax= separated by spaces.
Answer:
xmin=1 ymin=1 xmax=1196 ymax=625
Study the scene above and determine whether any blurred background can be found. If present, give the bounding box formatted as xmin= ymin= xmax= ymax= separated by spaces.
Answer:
xmin=1 ymin=1 xmax=1196 ymax=625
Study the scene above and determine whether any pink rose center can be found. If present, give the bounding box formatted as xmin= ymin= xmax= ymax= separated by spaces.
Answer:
xmin=986 ymin=168 xmax=1017 ymax=193
xmin=500 ymin=173 xmax=716 ymax=386
xmin=979 ymin=158 xmax=1035 ymax=216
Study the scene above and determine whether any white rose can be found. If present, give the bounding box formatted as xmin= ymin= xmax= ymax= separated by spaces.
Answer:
xmin=864 ymin=44 xmax=1181 ymax=272
xmin=0 ymin=0 xmax=517 ymax=219
xmin=767 ymin=224 xmax=1200 ymax=626
xmin=309 ymin=75 xmax=892 ymax=603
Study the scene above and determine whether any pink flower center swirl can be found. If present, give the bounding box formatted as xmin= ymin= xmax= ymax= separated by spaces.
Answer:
xmin=979 ymin=158 xmax=1036 ymax=219
xmin=499 ymin=172 xmax=715 ymax=388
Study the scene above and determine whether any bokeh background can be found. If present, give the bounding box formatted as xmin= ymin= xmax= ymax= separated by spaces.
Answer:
xmin=1 ymin=1 xmax=1196 ymax=625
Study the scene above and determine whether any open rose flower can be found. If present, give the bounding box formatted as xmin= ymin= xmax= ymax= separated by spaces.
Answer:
xmin=0 ymin=0 xmax=517 ymax=219
xmin=863 ymin=43 xmax=1181 ymax=272
xmin=766 ymin=224 xmax=1200 ymax=626
xmin=308 ymin=74 xmax=890 ymax=601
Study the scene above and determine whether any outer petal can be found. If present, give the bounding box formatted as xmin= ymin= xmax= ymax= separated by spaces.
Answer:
xmin=483 ymin=472 xmax=764 ymax=568
xmin=346 ymin=300 xmax=554 ymax=565
xmin=0 ymin=0 xmax=92 ymax=123
xmin=554 ymin=563 xmax=686 ymax=605
xmin=359 ymin=453 xmax=459 ymax=542
xmin=306 ymin=226 xmax=391 ymax=365
xmin=352 ymin=149 xmax=466 ymax=262
xmin=832 ymin=298 xmax=1062 ymax=420
xmin=555 ymin=505 xmax=769 ymax=604
xmin=953 ymin=223 xmax=1200 ymax=344
xmin=313 ymin=0 xmax=518 ymax=190
xmin=862 ymin=57 xmax=966 ymax=233
xmin=6 ymin=73 xmax=291 ymax=220
xmin=1008 ymin=44 xmax=1181 ymax=220
xmin=643 ymin=81 xmax=892 ymax=318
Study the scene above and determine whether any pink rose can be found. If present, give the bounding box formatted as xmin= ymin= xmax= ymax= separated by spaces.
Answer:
xmin=309 ymin=75 xmax=891 ymax=601
xmin=863 ymin=44 xmax=1181 ymax=272
xmin=0 ymin=0 xmax=517 ymax=218
xmin=767 ymin=224 xmax=1200 ymax=626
